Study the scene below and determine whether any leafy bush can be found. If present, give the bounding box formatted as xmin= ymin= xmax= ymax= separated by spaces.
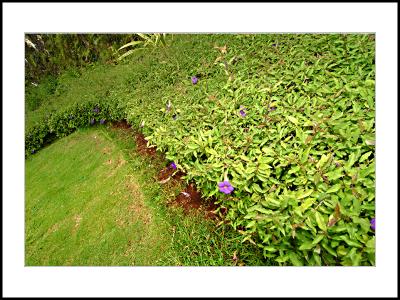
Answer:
xmin=25 ymin=97 xmax=126 ymax=157
xmin=127 ymin=34 xmax=376 ymax=265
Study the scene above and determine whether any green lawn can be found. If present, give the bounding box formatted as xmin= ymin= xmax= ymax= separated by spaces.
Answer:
xmin=26 ymin=126 xmax=171 ymax=265
xmin=25 ymin=125 xmax=268 ymax=266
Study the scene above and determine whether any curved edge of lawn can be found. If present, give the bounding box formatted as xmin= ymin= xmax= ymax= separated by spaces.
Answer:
xmin=25 ymin=125 xmax=271 ymax=266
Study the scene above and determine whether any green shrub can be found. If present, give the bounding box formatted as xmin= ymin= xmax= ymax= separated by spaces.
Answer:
xmin=130 ymin=34 xmax=376 ymax=265
xmin=25 ymin=97 xmax=126 ymax=157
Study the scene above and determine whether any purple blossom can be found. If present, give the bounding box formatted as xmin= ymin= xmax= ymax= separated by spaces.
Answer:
xmin=239 ymin=105 xmax=247 ymax=117
xmin=272 ymin=43 xmax=277 ymax=47
xmin=170 ymin=162 xmax=177 ymax=169
xmin=191 ymin=76 xmax=198 ymax=85
xmin=100 ymin=119 xmax=105 ymax=125
xmin=218 ymin=180 xmax=234 ymax=194
xmin=172 ymin=114 xmax=177 ymax=120
xmin=269 ymin=106 xmax=277 ymax=111
xmin=93 ymin=106 xmax=100 ymax=114
xmin=370 ymin=218 xmax=375 ymax=231
xmin=90 ymin=118 xmax=95 ymax=125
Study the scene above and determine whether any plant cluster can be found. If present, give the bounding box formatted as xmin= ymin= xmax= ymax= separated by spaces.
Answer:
xmin=25 ymin=98 xmax=126 ymax=157
xmin=130 ymin=34 xmax=376 ymax=265
xmin=25 ymin=33 xmax=375 ymax=265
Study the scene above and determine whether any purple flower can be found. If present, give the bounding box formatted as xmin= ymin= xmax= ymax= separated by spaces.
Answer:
xmin=93 ymin=106 xmax=100 ymax=114
xmin=370 ymin=218 xmax=375 ymax=231
xmin=90 ymin=118 xmax=95 ymax=125
xmin=170 ymin=162 xmax=177 ymax=169
xmin=172 ymin=114 xmax=177 ymax=120
xmin=31 ymin=149 xmax=35 ymax=154
xmin=218 ymin=180 xmax=234 ymax=194
xmin=239 ymin=105 xmax=246 ymax=117
xmin=270 ymin=106 xmax=277 ymax=111
xmin=191 ymin=76 xmax=198 ymax=85
xmin=100 ymin=119 xmax=106 ymax=125
xmin=272 ymin=43 xmax=277 ymax=47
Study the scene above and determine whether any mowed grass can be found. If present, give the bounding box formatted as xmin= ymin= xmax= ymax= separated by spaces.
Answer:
xmin=25 ymin=126 xmax=175 ymax=266
xmin=25 ymin=125 xmax=269 ymax=266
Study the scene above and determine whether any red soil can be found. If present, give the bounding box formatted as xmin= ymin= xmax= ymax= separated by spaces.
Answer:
xmin=112 ymin=120 xmax=131 ymax=130
xmin=111 ymin=120 xmax=227 ymax=221
xmin=135 ymin=132 xmax=157 ymax=157
xmin=169 ymin=183 xmax=225 ymax=220
xmin=112 ymin=120 xmax=157 ymax=157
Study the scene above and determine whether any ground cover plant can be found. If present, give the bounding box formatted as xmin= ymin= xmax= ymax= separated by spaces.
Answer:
xmin=26 ymin=125 xmax=267 ymax=266
xmin=25 ymin=33 xmax=375 ymax=266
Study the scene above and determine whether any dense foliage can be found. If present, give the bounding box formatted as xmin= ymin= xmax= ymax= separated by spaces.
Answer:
xmin=25 ymin=33 xmax=375 ymax=265
xmin=25 ymin=33 xmax=134 ymax=84
xmin=25 ymin=97 xmax=126 ymax=156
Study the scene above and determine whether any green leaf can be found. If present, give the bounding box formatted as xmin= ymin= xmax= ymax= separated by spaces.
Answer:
xmin=287 ymin=116 xmax=299 ymax=125
xmin=352 ymin=216 xmax=370 ymax=232
xmin=300 ymin=198 xmax=315 ymax=213
xmin=289 ymin=252 xmax=303 ymax=266
xmin=246 ymin=166 xmax=257 ymax=174
xmin=313 ymin=253 xmax=322 ymax=266
xmin=312 ymin=234 xmax=325 ymax=245
xmin=264 ymin=246 xmax=278 ymax=252
xmin=325 ymin=169 xmax=344 ymax=181
xmin=341 ymin=235 xmax=363 ymax=248
xmin=299 ymin=241 xmax=314 ymax=251
xmin=288 ymin=165 xmax=300 ymax=174
xmin=359 ymin=151 xmax=372 ymax=163
xmin=118 ymin=40 xmax=143 ymax=51
xmin=187 ymin=143 xmax=199 ymax=150
xmin=345 ymin=150 xmax=360 ymax=169
xmin=337 ymin=245 xmax=348 ymax=257
xmin=258 ymin=163 xmax=271 ymax=170
xmin=252 ymin=183 xmax=264 ymax=194
xmin=297 ymin=189 xmax=314 ymax=200
xmin=255 ymin=206 xmax=272 ymax=215
xmin=240 ymin=155 xmax=251 ymax=162
xmin=321 ymin=241 xmax=337 ymax=257
xmin=315 ymin=212 xmax=327 ymax=231
xmin=316 ymin=154 xmax=330 ymax=169
xmin=246 ymin=220 xmax=256 ymax=228
xmin=117 ymin=48 xmax=143 ymax=61
xmin=262 ymin=147 xmax=276 ymax=156
xmin=205 ymin=147 xmax=218 ymax=156
xmin=326 ymin=184 xmax=341 ymax=193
